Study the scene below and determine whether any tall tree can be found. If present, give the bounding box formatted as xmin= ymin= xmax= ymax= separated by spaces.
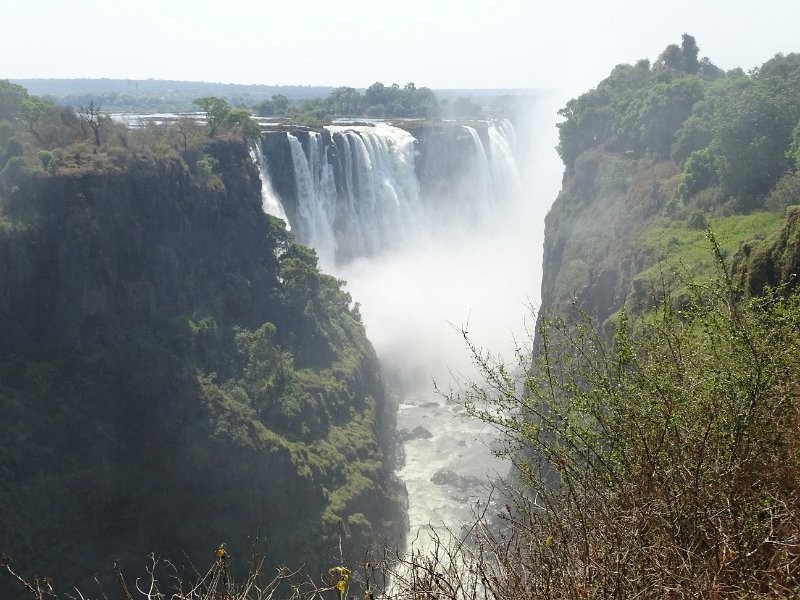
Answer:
xmin=681 ymin=33 xmax=700 ymax=74
xmin=78 ymin=100 xmax=104 ymax=146
xmin=194 ymin=96 xmax=230 ymax=137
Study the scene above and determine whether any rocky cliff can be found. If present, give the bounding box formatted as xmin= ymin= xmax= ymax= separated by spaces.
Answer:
xmin=539 ymin=46 xmax=800 ymax=327
xmin=0 ymin=139 xmax=404 ymax=593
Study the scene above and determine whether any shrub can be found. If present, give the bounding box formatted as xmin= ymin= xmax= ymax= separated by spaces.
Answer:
xmin=766 ymin=172 xmax=800 ymax=213
xmin=430 ymin=240 xmax=800 ymax=597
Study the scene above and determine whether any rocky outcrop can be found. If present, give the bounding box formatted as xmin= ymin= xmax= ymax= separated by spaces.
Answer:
xmin=0 ymin=142 xmax=274 ymax=357
xmin=734 ymin=205 xmax=800 ymax=295
xmin=539 ymin=150 xmax=682 ymax=324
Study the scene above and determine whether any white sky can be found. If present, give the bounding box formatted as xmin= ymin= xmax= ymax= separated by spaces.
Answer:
xmin=2 ymin=0 xmax=798 ymax=94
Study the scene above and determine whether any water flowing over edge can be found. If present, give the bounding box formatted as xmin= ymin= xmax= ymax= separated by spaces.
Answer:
xmin=252 ymin=112 xmax=563 ymax=561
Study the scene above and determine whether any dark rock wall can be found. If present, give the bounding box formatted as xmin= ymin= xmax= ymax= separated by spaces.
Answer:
xmin=0 ymin=143 xmax=274 ymax=358
xmin=0 ymin=140 xmax=405 ymax=594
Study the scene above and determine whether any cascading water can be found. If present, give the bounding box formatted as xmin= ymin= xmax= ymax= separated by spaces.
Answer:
xmin=254 ymin=110 xmax=564 ymax=557
xmin=287 ymin=133 xmax=337 ymax=264
xmin=487 ymin=118 xmax=524 ymax=203
xmin=251 ymin=144 xmax=290 ymax=227
xmin=462 ymin=125 xmax=494 ymax=215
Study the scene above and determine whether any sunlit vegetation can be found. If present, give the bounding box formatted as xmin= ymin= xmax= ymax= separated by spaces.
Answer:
xmin=456 ymin=34 xmax=800 ymax=597
xmin=436 ymin=253 xmax=800 ymax=597
xmin=556 ymin=35 xmax=800 ymax=214
xmin=546 ymin=35 xmax=800 ymax=325
xmin=632 ymin=211 xmax=784 ymax=295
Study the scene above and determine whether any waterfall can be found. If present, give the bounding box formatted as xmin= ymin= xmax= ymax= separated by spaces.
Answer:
xmin=253 ymin=120 xmax=525 ymax=264
xmin=252 ymin=115 xmax=551 ymax=558
xmin=462 ymin=125 xmax=494 ymax=215
xmin=272 ymin=123 xmax=423 ymax=266
xmin=287 ymin=133 xmax=337 ymax=265
xmin=487 ymin=118 xmax=523 ymax=203
xmin=251 ymin=144 xmax=290 ymax=228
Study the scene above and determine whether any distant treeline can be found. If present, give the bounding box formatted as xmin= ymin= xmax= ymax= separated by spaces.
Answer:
xmin=11 ymin=78 xmax=544 ymax=123
xmin=11 ymin=78 xmax=337 ymax=112
xmin=258 ymin=82 xmax=438 ymax=124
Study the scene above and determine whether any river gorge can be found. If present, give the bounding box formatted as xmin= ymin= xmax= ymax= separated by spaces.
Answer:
xmin=252 ymin=102 xmax=564 ymax=551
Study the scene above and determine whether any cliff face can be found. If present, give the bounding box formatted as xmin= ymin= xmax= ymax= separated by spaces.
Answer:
xmin=733 ymin=205 xmax=800 ymax=296
xmin=539 ymin=149 xmax=683 ymax=323
xmin=0 ymin=141 xmax=404 ymax=592
xmin=0 ymin=143 xmax=277 ymax=356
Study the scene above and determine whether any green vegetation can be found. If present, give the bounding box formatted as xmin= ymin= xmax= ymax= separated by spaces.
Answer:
xmin=11 ymin=79 xmax=336 ymax=112
xmin=0 ymin=82 xmax=402 ymax=596
xmin=254 ymin=93 xmax=290 ymax=117
xmin=544 ymin=36 xmax=800 ymax=327
xmin=260 ymin=81 xmax=440 ymax=125
xmin=556 ymin=36 xmax=800 ymax=213
xmin=194 ymin=97 xmax=261 ymax=141
xmin=9 ymin=78 xmax=524 ymax=130
xmin=442 ymin=253 xmax=800 ymax=597
xmin=418 ymin=35 xmax=800 ymax=597
xmin=633 ymin=211 xmax=784 ymax=298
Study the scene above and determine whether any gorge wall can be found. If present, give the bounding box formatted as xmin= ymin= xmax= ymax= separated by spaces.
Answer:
xmin=536 ymin=47 xmax=800 ymax=331
xmin=251 ymin=114 xmax=557 ymax=559
xmin=0 ymin=140 xmax=404 ymax=594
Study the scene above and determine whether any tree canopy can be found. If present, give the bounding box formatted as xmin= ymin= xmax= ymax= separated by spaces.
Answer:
xmin=556 ymin=37 xmax=800 ymax=213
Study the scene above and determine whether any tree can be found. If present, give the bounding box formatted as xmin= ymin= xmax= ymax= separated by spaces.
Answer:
xmin=271 ymin=94 xmax=290 ymax=115
xmin=654 ymin=43 xmax=683 ymax=72
xmin=790 ymin=119 xmax=800 ymax=170
xmin=0 ymin=80 xmax=27 ymax=121
xmin=652 ymin=34 xmax=701 ymax=76
xmin=225 ymin=108 xmax=262 ymax=144
xmin=255 ymin=98 xmax=275 ymax=117
xmin=364 ymin=82 xmax=386 ymax=108
xmin=174 ymin=116 xmax=201 ymax=152
xmin=19 ymin=96 xmax=51 ymax=143
xmin=194 ymin=96 xmax=230 ymax=137
xmin=680 ymin=33 xmax=700 ymax=74
xmin=329 ymin=87 xmax=361 ymax=116
xmin=78 ymin=100 xmax=105 ymax=146
xmin=288 ymin=98 xmax=332 ymax=126
xmin=624 ymin=76 xmax=706 ymax=159
xmin=411 ymin=86 xmax=438 ymax=118
xmin=707 ymin=75 xmax=800 ymax=205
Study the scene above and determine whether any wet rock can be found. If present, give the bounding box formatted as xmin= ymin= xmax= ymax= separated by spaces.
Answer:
xmin=399 ymin=425 xmax=433 ymax=442
xmin=430 ymin=468 xmax=484 ymax=490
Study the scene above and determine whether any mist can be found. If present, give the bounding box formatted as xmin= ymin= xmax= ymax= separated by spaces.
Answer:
xmin=254 ymin=90 xmax=569 ymax=546
xmin=336 ymin=91 xmax=567 ymax=394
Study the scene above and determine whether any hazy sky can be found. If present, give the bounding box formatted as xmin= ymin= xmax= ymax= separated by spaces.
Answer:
xmin=3 ymin=0 xmax=798 ymax=94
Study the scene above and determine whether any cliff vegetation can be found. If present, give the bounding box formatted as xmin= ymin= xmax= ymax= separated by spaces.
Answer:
xmin=376 ymin=36 xmax=800 ymax=598
xmin=544 ymin=35 xmax=800 ymax=323
xmin=0 ymin=82 xmax=403 ymax=596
